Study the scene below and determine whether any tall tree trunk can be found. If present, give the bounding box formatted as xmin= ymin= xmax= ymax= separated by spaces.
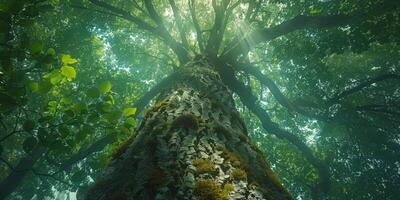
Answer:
xmin=85 ymin=60 xmax=292 ymax=200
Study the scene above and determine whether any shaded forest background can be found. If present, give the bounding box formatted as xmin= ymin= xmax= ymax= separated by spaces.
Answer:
xmin=0 ymin=0 xmax=399 ymax=199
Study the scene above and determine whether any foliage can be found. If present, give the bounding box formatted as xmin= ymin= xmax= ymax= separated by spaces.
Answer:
xmin=0 ymin=0 xmax=398 ymax=200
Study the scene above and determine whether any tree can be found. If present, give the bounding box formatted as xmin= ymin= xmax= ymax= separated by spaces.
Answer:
xmin=0 ymin=0 xmax=399 ymax=199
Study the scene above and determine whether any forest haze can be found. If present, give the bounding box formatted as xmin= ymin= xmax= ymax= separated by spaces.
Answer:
xmin=0 ymin=0 xmax=399 ymax=199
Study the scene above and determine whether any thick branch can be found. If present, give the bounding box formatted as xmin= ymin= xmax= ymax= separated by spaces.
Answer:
xmin=58 ymin=134 xmax=117 ymax=173
xmin=205 ymin=0 xmax=232 ymax=58
xmin=0 ymin=146 xmax=46 ymax=200
xmin=168 ymin=0 xmax=189 ymax=49
xmin=89 ymin=0 xmax=157 ymax=32
xmin=237 ymin=63 xmax=295 ymax=111
xmin=214 ymin=60 xmax=330 ymax=195
xmin=223 ymin=0 xmax=400 ymax=60
xmin=134 ymin=71 xmax=182 ymax=116
xmin=89 ymin=0 xmax=189 ymax=64
xmin=236 ymin=62 xmax=331 ymax=122
xmin=188 ymin=0 xmax=205 ymax=53
xmin=222 ymin=14 xmax=350 ymax=60
xmin=0 ymin=134 xmax=116 ymax=199
xmin=328 ymin=74 xmax=400 ymax=104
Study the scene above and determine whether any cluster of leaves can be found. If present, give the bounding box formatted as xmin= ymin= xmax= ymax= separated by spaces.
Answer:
xmin=0 ymin=0 xmax=167 ymax=199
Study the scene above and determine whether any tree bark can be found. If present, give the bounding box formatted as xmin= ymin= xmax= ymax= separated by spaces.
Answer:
xmin=85 ymin=60 xmax=292 ymax=200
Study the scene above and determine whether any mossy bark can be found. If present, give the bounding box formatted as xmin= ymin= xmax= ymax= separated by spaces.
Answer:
xmin=85 ymin=61 xmax=292 ymax=200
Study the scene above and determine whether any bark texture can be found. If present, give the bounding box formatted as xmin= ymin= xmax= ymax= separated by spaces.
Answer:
xmin=85 ymin=60 xmax=292 ymax=200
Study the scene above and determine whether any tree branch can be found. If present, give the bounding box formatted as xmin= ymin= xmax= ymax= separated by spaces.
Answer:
xmin=188 ymin=0 xmax=205 ymax=53
xmin=205 ymin=0 xmax=232 ymax=58
xmin=133 ymin=73 xmax=182 ymax=116
xmin=222 ymin=0 xmax=400 ymax=60
xmin=222 ymin=14 xmax=350 ymax=60
xmin=328 ymin=74 xmax=400 ymax=104
xmin=89 ymin=0 xmax=157 ymax=32
xmin=215 ymin=60 xmax=330 ymax=196
xmin=89 ymin=0 xmax=189 ymax=64
xmin=57 ymin=134 xmax=117 ymax=173
xmin=236 ymin=62 xmax=331 ymax=122
xmin=0 ymin=146 xmax=46 ymax=200
xmin=168 ymin=0 xmax=189 ymax=49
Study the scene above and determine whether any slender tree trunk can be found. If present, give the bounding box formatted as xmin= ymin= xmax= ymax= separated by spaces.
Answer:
xmin=85 ymin=60 xmax=292 ymax=200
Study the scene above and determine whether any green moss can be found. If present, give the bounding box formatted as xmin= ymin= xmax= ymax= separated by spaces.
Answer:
xmin=230 ymin=168 xmax=247 ymax=180
xmin=222 ymin=183 xmax=234 ymax=198
xmin=193 ymin=179 xmax=226 ymax=200
xmin=111 ymin=137 xmax=134 ymax=160
xmin=223 ymin=150 xmax=243 ymax=168
xmin=170 ymin=114 xmax=199 ymax=130
xmin=145 ymin=100 xmax=169 ymax=118
xmin=238 ymin=133 xmax=250 ymax=143
xmin=193 ymin=159 xmax=217 ymax=175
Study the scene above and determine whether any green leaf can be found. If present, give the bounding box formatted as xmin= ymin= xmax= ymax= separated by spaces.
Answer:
xmin=124 ymin=117 xmax=136 ymax=128
xmin=37 ymin=81 xmax=52 ymax=93
xmin=86 ymin=87 xmax=100 ymax=98
xmin=58 ymin=125 xmax=69 ymax=137
xmin=73 ymin=102 xmax=87 ymax=114
xmin=29 ymin=82 xmax=39 ymax=92
xmin=61 ymin=54 xmax=78 ymax=65
xmin=101 ymin=102 xmax=113 ymax=113
xmin=98 ymin=81 xmax=112 ymax=93
xmin=61 ymin=66 xmax=76 ymax=80
xmin=104 ymin=95 xmax=115 ymax=105
xmin=23 ymin=120 xmax=35 ymax=132
xmin=30 ymin=41 xmax=43 ymax=54
xmin=46 ymin=48 xmax=56 ymax=56
xmin=310 ymin=6 xmax=322 ymax=14
xmin=48 ymin=71 xmax=63 ymax=85
xmin=123 ymin=107 xmax=137 ymax=117
xmin=23 ymin=137 xmax=38 ymax=153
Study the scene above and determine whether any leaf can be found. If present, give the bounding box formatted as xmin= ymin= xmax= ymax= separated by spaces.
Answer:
xmin=98 ymin=81 xmax=112 ymax=93
xmin=124 ymin=117 xmax=136 ymax=128
xmin=73 ymin=102 xmax=87 ymax=114
xmin=310 ymin=6 xmax=322 ymax=14
xmin=58 ymin=125 xmax=70 ymax=137
xmin=37 ymin=81 xmax=52 ymax=93
xmin=48 ymin=71 xmax=63 ymax=85
xmin=23 ymin=137 xmax=38 ymax=153
xmin=30 ymin=41 xmax=43 ymax=54
xmin=61 ymin=54 xmax=78 ymax=65
xmin=29 ymin=82 xmax=39 ymax=92
xmin=46 ymin=48 xmax=56 ymax=56
xmin=101 ymin=102 xmax=113 ymax=113
xmin=61 ymin=66 xmax=76 ymax=80
xmin=23 ymin=120 xmax=35 ymax=132
xmin=104 ymin=95 xmax=115 ymax=105
xmin=123 ymin=107 xmax=137 ymax=117
xmin=86 ymin=87 xmax=100 ymax=98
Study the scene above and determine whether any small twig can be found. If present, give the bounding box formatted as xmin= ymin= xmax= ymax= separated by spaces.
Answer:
xmin=70 ymin=4 xmax=124 ymax=19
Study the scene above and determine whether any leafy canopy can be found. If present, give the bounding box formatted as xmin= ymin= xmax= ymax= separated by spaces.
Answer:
xmin=0 ymin=0 xmax=399 ymax=200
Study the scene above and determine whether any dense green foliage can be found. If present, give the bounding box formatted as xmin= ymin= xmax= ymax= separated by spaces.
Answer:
xmin=0 ymin=0 xmax=399 ymax=199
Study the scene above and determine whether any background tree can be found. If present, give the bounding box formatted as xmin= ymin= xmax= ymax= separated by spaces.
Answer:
xmin=0 ymin=0 xmax=399 ymax=199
